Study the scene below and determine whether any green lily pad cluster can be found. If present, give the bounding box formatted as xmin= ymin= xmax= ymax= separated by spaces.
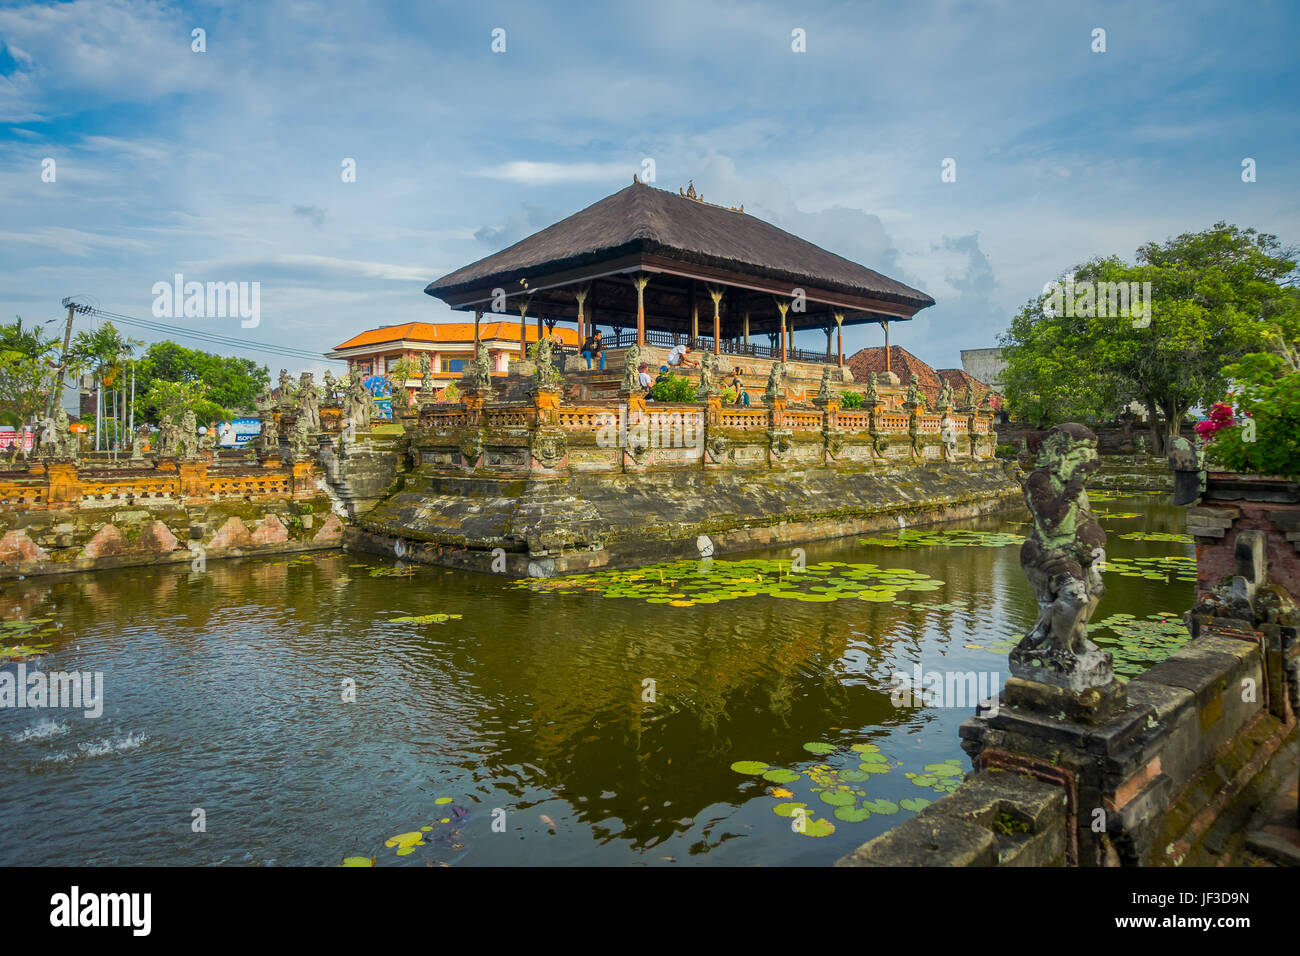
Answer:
xmin=1088 ymin=612 xmax=1190 ymax=676
xmin=858 ymin=529 xmax=1025 ymax=549
xmin=511 ymin=559 xmax=944 ymax=608
xmin=962 ymin=636 xmax=1019 ymax=655
xmin=905 ymin=759 xmax=964 ymax=793
xmin=346 ymin=797 xmax=465 ymax=865
xmin=367 ymin=565 xmax=417 ymax=578
xmin=730 ymin=741 xmax=961 ymax=833
xmin=1116 ymin=531 xmax=1194 ymax=544
xmin=0 ymin=619 xmax=60 ymax=660
xmin=1092 ymin=510 xmax=1141 ymax=519
xmin=1102 ymin=554 xmax=1196 ymax=582
xmin=1088 ymin=490 xmax=1151 ymax=501
xmin=903 ymin=600 xmax=969 ymax=612
xmin=390 ymin=613 xmax=463 ymax=625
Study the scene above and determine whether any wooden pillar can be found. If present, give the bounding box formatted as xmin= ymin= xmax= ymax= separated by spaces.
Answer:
xmin=536 ymin=309 xmax=543 ymax=347
xmin=690 ymin=279 xmax=698 ymax=345
xmin=834 ymin=311 xmax=844 ymax=367
xmin=743 ymin=312 xmax=749 ymax=347
xmin=633 ymin=274 xmax=649 ymax=347
xmin=825 ymin=324 xmax=833 ymax=358
xmin=518 ymin=297 xmax=531 ymax=359
xmin=883 ymin=321 xmax=890 ymax=373
xmin=473 ymin=308 xmax=483 ymax=347
xmin=774 ymin=298 xmax=790 ymax=363
xmin=575 ymin=284 xmax=589 ymax=347
xmin=708 ymin=286 xmax=723 ymax=356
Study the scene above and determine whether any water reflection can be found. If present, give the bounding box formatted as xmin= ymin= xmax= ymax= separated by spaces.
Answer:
xmin=0 ymin=497 xmax=1192 ymax=865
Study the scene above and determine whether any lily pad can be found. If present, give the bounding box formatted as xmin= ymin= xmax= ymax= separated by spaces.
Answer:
xmin=772 ymin=801 xmax=807 ymax=818
xmin=818 ymin=790 xmax=857 ymax=807
xmin=802 ymin=742 xmax=836 ymax=755
xmin=730 ymin=760 xmax=770 ymax=775
xmin=834 ymin=805 xmax=874 ymax=822
xmin=797 ymin=816 xmax=836 ymax=838
xmin=762 ymin=768 xmax=801 ymax=784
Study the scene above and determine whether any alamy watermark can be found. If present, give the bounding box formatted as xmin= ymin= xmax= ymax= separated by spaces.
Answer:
xmin=152 ymin=273 xmax=260 ymax=328
xmin=595 ymin=404 xmax=704 ymax=454
xmin=1042 ymin=276 xmax=1152 ymax=328
xmin=890 ymin=664 xmax=1000 ymax=715
xmin=1 ymin=663 xmax=104 ymax=718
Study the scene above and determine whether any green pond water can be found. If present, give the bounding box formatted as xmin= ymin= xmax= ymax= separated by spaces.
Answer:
xmin=0 ymin=492 xmax=1194 ymax=866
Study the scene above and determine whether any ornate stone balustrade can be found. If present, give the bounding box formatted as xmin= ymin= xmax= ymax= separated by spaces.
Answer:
xmin=402 ymin=387 xmax=997 ymax=476
xmin=0 ymin=455 xmax=318 ymax=512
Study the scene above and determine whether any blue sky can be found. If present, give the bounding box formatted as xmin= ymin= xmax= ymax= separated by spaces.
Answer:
xmin=1 ymin=0 xmax=1297 ymax=376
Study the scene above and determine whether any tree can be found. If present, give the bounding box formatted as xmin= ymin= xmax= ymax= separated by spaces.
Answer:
xmin=999 ymin=223 xmax=1296 ymax=452
xmin=0 ymin=351 xmax=48 ymax=427
xmin=141 ymin=379 xmax=229 ymax=424
xmin=68 ymin=322 xmax=143 ymax=451
xmin=133 ymin=342 xmax=269 ymax=423
xmin=0 ymin=317 xmax=58 ymax=427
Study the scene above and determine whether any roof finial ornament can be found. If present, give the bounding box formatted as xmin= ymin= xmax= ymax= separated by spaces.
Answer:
xmin=680 ymin=180 xmax=702 ymax=202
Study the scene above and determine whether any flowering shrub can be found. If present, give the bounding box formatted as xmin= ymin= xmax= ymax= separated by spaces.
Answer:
xmin=1193 ymin=401 xmax=1236 ymax=439
xmin=1199 ymin=353 xmax=1300 ymax=480
xmin=839 ymin=391 xmax=864 ymax=409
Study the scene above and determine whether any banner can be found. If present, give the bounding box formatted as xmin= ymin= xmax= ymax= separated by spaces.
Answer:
xmin=218 ymin=419 xmax=263 ymax=447
xmin=0 ymin=429 xmax=34 ymax=452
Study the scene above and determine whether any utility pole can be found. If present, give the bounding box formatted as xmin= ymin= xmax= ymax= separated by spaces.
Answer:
xmin=49 ymin=298 xmax=87 ymax=419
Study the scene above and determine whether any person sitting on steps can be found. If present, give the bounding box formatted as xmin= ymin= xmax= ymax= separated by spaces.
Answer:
xmin=582 ymin=330 xmax=605 ymax=371
xmin=665 ymin=342 xmax=699 ymax=369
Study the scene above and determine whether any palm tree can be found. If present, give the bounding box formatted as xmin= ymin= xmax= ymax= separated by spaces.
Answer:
xmin=70 ymin=322 xmax=142 ymax=454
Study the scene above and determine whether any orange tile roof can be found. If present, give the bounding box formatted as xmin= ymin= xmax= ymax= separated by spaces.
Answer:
xmin=333 ymin=321 xmax=579 ymax=351
xmin=847 ymin=347 xmax=1003 ymax=409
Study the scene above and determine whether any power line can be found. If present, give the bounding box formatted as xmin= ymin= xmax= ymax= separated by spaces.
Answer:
xmin=83 ymin=307 xmax=344 ymax=365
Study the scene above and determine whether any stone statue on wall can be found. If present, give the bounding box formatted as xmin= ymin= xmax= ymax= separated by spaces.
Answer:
xmin=962 ymin=381 xmax=975 ymax=412
xmin=763 ymin=362 xmax=786 ymax=405
xmin=132 ymin=422 xmax=151 ymax=460
xmin=323 ymin=370 xmax=337 ymax=403
xmin=534 ymin=335 xmax=563 ymax=392
xmin=345 ymin=377 xmax=372 ymax=430
xmin=936 ymin=379 xmax=954 ymax=411
xmin=419 ymin=353 xmax=434 ymax=398
xmin=35 ymin=405 xmax=73 ymax=460
xmin=277 ymin=369 xmax=295 ymax=407
xmin=863 ymin=371 xmax=879 ymax=406
xmin=940 ymin=417 xmax=958 ymax=460
xmin=298 ymin=372 xmax=321 ymax=431
xmin=156 ymin=415 xmax=177 ymax=457
xmin=464 ymin=341 xmax=493 ymax=393
xmin=287 ymin=414 xmax=314 ymax=459
xmin=1009 ymin=423 xmax=1112 ymax=690
xmin=696 ymin=352 xmax=718 ymax=400
xmin=179 ymin=410 xmax=199 ymax=459
xmin=619 ymin=343 xmax=642 ymax=394
xmin=259 ymin=416 xmax=280 ymax=456
xmin=905 ymin=373 xmax=926 ymax=410
xmin=815 ymin=365 xmax=835 ymax=405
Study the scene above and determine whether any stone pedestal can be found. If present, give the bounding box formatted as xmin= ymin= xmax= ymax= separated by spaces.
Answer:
xmin=960 ymin=673 xmax=1164 ymax=866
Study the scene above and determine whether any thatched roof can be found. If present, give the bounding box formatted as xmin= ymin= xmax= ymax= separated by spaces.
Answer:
xmin=426 ymin=182 xmax=933 ymax=312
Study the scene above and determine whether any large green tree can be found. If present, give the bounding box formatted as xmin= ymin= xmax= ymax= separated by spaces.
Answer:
xmin=133 ymin=341 xmax=270 ymax=424
xmin=999 ymin=223 xmax=1297 ymax=453
xmin=0 ymin=317 xmax=58 ymax=427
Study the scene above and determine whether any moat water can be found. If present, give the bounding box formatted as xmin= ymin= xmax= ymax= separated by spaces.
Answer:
xmin=0 ymin=493 xmax=1192 ymax=866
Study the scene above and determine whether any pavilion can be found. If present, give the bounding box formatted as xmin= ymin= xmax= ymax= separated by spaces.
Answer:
xmin=425 ymin=179 xmax=934 ymax=368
